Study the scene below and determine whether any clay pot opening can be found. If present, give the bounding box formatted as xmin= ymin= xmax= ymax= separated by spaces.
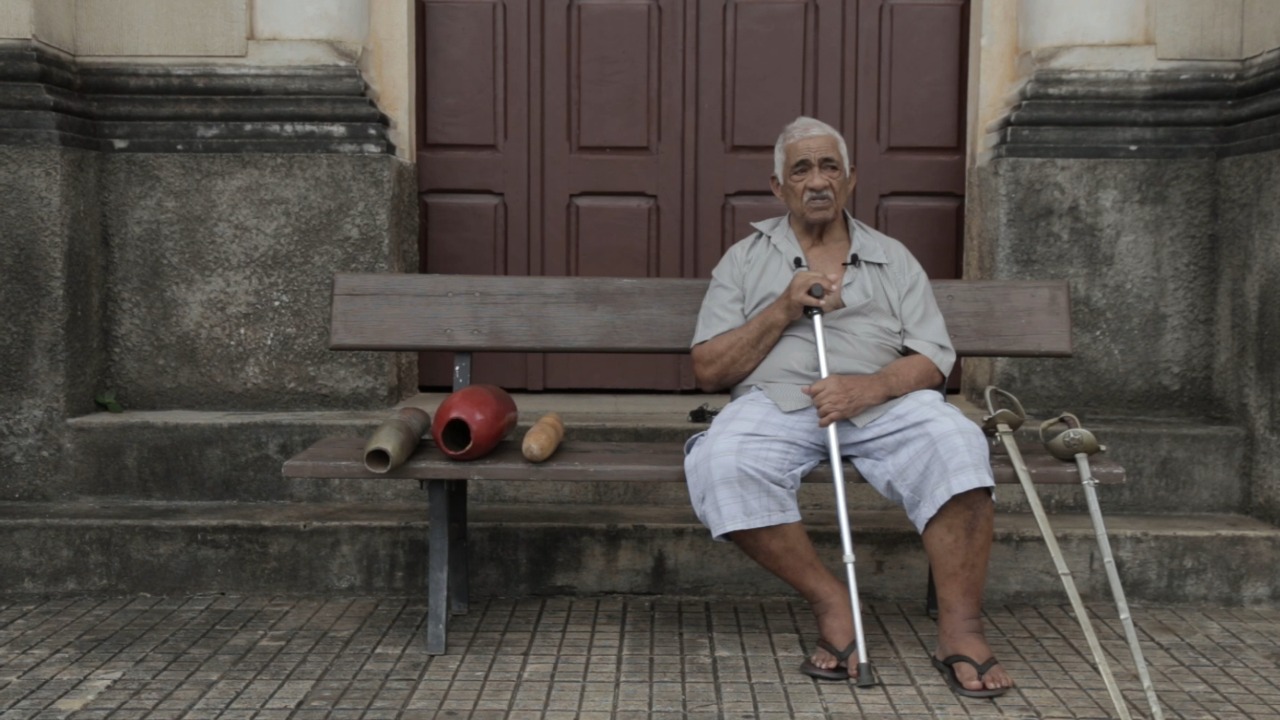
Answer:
xmin=439 ymin=418 xmax=473 ymax=454
xmin=365 ymin=449 xmax=391 ymax=473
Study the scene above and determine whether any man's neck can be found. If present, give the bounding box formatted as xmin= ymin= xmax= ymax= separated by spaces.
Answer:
xmin=790 ymin=213 xmax=851 ymax=252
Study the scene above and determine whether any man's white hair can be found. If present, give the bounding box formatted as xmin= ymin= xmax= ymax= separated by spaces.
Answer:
xmin=772 ymin=116 xmax=851 ymax=181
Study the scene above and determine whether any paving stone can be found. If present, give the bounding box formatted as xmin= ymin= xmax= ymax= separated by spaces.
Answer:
xmin=0 ymin=597 xmax=1276 ymax=718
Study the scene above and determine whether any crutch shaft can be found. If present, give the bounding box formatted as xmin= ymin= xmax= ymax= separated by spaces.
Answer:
xmin=998 ymin=427 xmax=1132 ymax=719
xmin=1077 ymin=454 xmax=1164 ymax=720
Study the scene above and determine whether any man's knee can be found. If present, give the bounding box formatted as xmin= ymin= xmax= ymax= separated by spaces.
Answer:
xmin=925 ymin=488 xmax=994 ymax=534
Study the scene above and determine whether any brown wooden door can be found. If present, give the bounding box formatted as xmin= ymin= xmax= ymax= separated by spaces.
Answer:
xmin=418 ymin=0 xmax=969 ymax=391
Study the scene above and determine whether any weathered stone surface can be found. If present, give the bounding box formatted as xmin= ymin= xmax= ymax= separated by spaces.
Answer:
xmin=999 ymin=55 xmax=1280 ymax=158
xmin=0 ymin=145 xmax=105 ymax=500
xmin=1217 ymin=148 xmax=1280 ymax=525
xmin=101 ymin=153 xmax=418 ymax=412
xmin=0 ymin=42 xmax=392 ymax=154
xmin=1 ymin=502 xmax=1276 ymax=604
xmin=968 ymin=157 xmax=1221 ymax=420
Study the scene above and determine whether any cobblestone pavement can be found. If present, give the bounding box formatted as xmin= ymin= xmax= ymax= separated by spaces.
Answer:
xmin=1 ymin=595 xmax=1277 ymax=719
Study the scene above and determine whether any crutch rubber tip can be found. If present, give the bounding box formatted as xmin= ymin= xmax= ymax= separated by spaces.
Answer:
xmin=856 ymin=663 xmax=876 ymax=688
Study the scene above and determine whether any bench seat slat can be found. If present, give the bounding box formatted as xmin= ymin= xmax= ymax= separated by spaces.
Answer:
xmin=329 ymin=274 xmax=1072 ymax=357
xmin=284 ymin=436 xmax=1124 ymax=485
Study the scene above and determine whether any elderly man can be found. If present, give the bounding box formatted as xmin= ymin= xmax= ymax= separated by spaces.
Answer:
xmin=683 ymin=117 xmax=1013 ymax=697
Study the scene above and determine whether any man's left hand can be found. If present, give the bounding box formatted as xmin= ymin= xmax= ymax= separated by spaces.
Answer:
xmin=802 ymin=375 xmax=890 ymax=427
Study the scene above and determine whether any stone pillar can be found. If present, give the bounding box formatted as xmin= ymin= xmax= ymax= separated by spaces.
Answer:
xmin=0 ymin=146 xmax=106 ymax=500
xmin=1217 ymin=148 xmax=1280 ymax=524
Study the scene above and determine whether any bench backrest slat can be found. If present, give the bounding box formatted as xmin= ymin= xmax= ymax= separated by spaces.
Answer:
xmin=330 ymin=274 xmax=1071 ymax=357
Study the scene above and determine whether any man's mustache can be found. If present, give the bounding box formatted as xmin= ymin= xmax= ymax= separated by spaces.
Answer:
xmin=804 ymin=191 xmax=833 ymax=203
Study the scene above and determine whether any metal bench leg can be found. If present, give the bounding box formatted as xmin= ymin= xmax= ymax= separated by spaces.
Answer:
xmin=427 ymin=479 xmax=451 ymax=654
xmin=448 ymin=479 xmax=469 ymax=616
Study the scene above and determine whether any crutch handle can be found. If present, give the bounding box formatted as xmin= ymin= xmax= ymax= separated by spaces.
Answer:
xmin=804 ymin=283 xmax=825 ymax=318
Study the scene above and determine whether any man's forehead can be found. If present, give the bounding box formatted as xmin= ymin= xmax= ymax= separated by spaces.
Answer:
xmin=784 ymin=135 xmax=842 ymax=164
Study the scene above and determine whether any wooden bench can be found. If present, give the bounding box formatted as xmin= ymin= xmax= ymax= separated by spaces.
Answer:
xmin=284 ymin=273 xmax=1125 ymax=654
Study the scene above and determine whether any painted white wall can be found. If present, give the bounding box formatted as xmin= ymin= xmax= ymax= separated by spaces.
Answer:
xmin=1156 ymin=0 xmax=1243 ymax=60
xmin=1244 ymin=0 xmax=1280 ymax=58
xmin=253 ymin=0 xmax=369 ymax=44
xmin=34 ymin=0 xmax=77 ymax=54
xmin=0 ymin=0 xmax=31 ymax=39
xmin=1020 ymin=0 xmax=1149 ymax=50
xmin=362 ymin=0 xmax=415 ymax=160
xmin=968 ymin=0 xmax=1023 ymax=165
xmin=75 ymin=0 xmax=247 ymax=57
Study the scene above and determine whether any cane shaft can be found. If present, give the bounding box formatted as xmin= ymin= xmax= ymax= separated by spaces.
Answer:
xmin=998 ymin=428 xmax=1131 ymax=720
xmin=811 ymin=313 xmax=873 ymax=682
xmin=1077 ymin=454 xmax=1164 ymax=720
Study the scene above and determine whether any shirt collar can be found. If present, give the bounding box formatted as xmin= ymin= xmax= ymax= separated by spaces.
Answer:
xmin=751 ymin=211 xmax=891 ymax=265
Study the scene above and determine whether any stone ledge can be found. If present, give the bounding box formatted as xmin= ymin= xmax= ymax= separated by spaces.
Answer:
xmin=998 ymin=52 xmax=1280 ymax=158
xmin=1 ymin=501 xmax=1275 ymax=604
xmin=0 ymin=42 xmax=391 ymax=153
xmin=60 ymin=403 xmax=1247 ymax=514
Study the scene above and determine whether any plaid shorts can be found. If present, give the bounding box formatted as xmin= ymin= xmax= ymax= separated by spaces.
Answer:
xmin=683 ymin=388 xmax=993 ymax=539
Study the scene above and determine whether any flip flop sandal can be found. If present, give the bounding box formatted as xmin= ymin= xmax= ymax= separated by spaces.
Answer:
xmin=800 ymin=639 xmax=858 ymax=681
xmin=932 ymin=654 xmax=1010 ymax=698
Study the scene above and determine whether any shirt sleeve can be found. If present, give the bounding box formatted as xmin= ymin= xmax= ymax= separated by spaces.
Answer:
xmin=896 ymin=256 xmax=957 ymax=378
xmin=691 ymin=246 xmax=750 ymax=347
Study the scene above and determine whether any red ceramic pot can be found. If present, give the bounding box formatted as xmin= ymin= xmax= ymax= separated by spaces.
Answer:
xmin=431 ymin=384 xmax=519 ymax=461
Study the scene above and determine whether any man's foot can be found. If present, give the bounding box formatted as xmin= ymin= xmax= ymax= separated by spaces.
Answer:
xmin=800 ymin=638 xmax=857 ymax=681
xmin=804 ymin=590 xmax=857 ymax=679
xmin=932 ymin=655 xmax=1009 ymax=698
xmin=934 ymin=631 xmax=1014 ymax=695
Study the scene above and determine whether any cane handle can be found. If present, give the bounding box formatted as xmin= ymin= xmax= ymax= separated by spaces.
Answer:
xmin=804 ymin=283 xmax=824 ymax=318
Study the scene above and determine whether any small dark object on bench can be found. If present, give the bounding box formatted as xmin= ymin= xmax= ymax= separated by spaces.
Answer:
xmin=688 ymin=403 xmax=720 ymax=423
xmin=283 ymin=273 xmax=1125 ymax=654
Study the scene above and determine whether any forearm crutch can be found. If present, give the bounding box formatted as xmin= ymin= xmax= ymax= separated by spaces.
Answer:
xmin=983 ymin=387 xmax=1131 ymax=719
xmin=807 ymin=284 xmax=876 ymax=687
xmin=1041 ymin=414 xmax=1164 ymax=720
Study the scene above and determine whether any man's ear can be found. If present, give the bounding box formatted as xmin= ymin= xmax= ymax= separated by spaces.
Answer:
xmin=769 ymin=175 xmax=783 ymax=199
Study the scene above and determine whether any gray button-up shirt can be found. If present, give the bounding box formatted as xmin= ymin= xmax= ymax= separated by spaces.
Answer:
xmin=691 ymin=213 xmax=955 ymax=426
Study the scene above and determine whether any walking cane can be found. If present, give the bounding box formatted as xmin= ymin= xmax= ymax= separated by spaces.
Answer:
xmin=1041 ymin=414 xmax=1164 ymax=720
xmin=806 ymin=284 xmax=876 ymax=687
xmin=983 ymin=387 xmax=1132 ymax=719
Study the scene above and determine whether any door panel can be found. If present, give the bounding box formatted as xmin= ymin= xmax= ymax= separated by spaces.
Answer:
xmin=418 ymin=0 xmax=970 ymax=391
xmin=418 ymin=0 xmax=530 ymax=388
xmin=697 ymin=0 xmax=848 ymax=277
xmin=855 ymin=0 xmax=968 ymax=229
xmin=539 ymin=0 xmax=687 ymax=390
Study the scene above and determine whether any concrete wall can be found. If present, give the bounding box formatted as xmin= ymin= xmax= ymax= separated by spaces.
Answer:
xmin=1217 ymin=149 xmax=1280 ymax=524
xmin=102 ymin=154 xmax=418 ymax=412
xmin=0 ymin=147 xmax=106 ymax=500
xmin=0 ymin=147 xmax=419 ymax=501
xmin=967 ymin=158 xmax=1221 ymax=418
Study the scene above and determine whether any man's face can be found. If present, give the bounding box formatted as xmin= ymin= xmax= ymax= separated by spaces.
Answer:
xmin=770 ymin=135 xmax=855 ymax=227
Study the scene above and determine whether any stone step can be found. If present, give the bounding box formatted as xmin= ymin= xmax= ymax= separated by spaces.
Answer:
xmin=60 ymin=394 xmax=1248 ymax=514
xmin=2 ymin=501 xmax=1276 ymax=606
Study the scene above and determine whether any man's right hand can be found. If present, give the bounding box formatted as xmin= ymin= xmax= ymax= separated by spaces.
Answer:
xmin=783 ymin=271 xmax=845 ymax=319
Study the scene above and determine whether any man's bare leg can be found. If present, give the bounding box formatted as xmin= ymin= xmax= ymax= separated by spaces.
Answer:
xmin=730 ymin=522 xmax=856 ymax=677
xmin=922 ymin=488 xmax=1015 ymax=692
